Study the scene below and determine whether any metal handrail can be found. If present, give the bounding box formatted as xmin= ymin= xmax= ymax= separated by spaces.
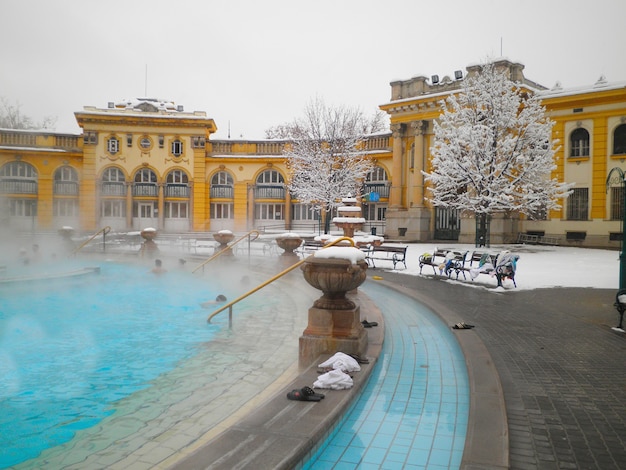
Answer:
xmin=206 ymin=236 xmax=356 ymax=326
xmin=72 ymin=226 xmax=112 ymax=254
xmin=192 ymin=230 xmax=261 ymax=273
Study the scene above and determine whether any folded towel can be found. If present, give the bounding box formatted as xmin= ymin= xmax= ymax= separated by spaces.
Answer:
xmin=318 ymin=352 xmax=361 ymax=373
xmin=313 ymin=369 xmax=354 ymax=390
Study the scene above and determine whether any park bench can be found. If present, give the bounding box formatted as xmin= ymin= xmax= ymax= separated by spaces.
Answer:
xmin=418 ymin=249 xmax=470 ymax=279
xmin=364 ymin=244 xmax=408 ymax=269
xmin=464 ymin=251 xmax=518 ymax=287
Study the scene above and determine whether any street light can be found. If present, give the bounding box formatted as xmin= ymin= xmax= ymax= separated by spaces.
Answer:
xmin=606 ymin=167 xmax=626 ymax=329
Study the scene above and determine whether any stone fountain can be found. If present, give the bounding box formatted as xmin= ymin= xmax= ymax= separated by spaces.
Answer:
xmin=213 ymin=230 xmax=235 ymax=256
xmin=299 ymin=246 xmax=368 ymax=367
xmin=332 ymin=196 xmax=365 ymax=238
xmin=275 ymin=232 xmax=303 ymax=267
xmin=140 ymin=227 xmax=159 ymax=257
xmin=298 ymin=196 xmax=371 ymax=367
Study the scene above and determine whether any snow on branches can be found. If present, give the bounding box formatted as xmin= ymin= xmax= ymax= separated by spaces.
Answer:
xmin=284 ymin=98 xmax=374 ymax=215
xmin=424 ymin=63 xmax=572 ymax=217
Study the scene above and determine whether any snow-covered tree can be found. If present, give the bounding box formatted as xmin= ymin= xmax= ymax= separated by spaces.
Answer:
xmin=423 ymin=62 xmax=572 ymax=243
xmin=283 ymin=97 xmax=375 ymax=233
xmin=0 ymin=97 xmax=57 ymax=130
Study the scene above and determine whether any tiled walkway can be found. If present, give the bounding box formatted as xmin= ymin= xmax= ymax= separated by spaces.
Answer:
xmin=303 ymin=281 xmax=469 ymax=469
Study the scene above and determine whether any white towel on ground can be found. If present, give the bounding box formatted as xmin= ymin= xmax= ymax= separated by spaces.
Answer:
xmin=313 ymin=369 xmax=354 ymax=390
xmin=318 ymin=352 xmax=361 ymax=373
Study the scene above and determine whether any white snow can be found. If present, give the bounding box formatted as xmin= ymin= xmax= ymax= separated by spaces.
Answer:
xmin=314 ymin=246 xmax=366 ymax=264
xmin=388 ymin=243 xmax=619 ymax=291
xmin=277 ymin=232 xmax=302 ymax=239
xmin=333 ymin=217 xmax=366 ymax=224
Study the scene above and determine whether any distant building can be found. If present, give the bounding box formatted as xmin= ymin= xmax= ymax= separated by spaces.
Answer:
xmin=1 ymin=59 xmax=625 ymax=248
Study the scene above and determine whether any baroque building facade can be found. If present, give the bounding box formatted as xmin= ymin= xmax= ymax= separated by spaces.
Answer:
xmin=1 ymin=60 xmax=625 ymax=248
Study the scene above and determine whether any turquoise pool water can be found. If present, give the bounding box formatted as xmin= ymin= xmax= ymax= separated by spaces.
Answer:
xmin=0 ymin=260 xmax=224 ymax=468
xmin=303 ymin=281 xmax=469 ymax=469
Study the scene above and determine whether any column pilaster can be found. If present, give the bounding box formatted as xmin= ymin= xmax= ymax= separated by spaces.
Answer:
xmin=390 ymin=123 xmax=404 ymax=209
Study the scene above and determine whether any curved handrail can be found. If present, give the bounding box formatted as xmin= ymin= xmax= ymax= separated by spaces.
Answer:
xmin=207 ymin=236 xmax=356 ymax=325
xmin=72 ymin=226 xmax=111 ymax=255
xmin=192 ymin=230 xmax=261 ymax=274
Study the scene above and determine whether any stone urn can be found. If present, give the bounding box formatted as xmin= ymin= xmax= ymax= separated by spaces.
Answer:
xmin=140 ymin=227 xmax=159 ymax=256
xmin=299 ymin=246 xmax=369 ymax=367
xmin=301 ymin=255 xmax=368 ymax=310
xmin=213 ymin=230 xmax=235 ymax=255
xmin=275 ymin=233 xmax=303 ymax=257
xmin=58 ymin=226 xmax=75 ymax=252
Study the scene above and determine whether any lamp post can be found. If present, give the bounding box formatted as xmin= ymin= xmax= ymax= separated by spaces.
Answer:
xmin=606 ymin=168 xmax=626 ymax=289
xmin=606 ymin=167 xmax=626 ymax=329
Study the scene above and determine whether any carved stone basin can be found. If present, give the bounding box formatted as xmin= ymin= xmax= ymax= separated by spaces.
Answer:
xmin=276 ymin=235 xmax=303 ymax=256
xmin=301 ymin=255 xmax=368 ymax=310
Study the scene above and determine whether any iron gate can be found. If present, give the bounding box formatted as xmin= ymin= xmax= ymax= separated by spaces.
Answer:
xmin=434 ymin=207 xmax=460 ymax=240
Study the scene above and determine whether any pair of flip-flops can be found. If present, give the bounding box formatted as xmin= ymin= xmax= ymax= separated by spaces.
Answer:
xmin=361 ymin=320 xmax=378 ymax=328
xmin=452 ymin=322 xmax=475 ymax=329
xmin=286 ymin=386 xmax=325 ymax=402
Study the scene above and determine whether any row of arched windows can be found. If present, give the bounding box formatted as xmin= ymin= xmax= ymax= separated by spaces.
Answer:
xmin=0 ymin=163 xmax=389 ymax=197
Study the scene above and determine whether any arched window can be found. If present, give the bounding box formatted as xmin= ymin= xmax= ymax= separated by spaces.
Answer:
xmin=54 ymin=166 xmax=78 ymax=195
xmin=167 ymin=169 xmax=188 ymax=185
xmin=255 ymin=170 xmax=285 ymax=199
xmin=366 ymin=166 xmax=388 ymax=182
xmin=101 ymin=167 xmax=126 ymax=196
xmin=364 ymin=166 xmax=390 ymax=199
xmin=614 ymin=124 xmax=626 ymax=155
xmin=210 ymin=171 xmax=234 ymax=198
xmin=102 ymin=167 xmax=125 ymax=182
xmin=133 ymin=168 xmax=158 ymax=197
xmin=570 ymin=128 xmax=590 ymax=157
xmin=0 ymin=161 xmax=38 ymax=194
xmin=257 ymin=169 xmax=284 ymax=185
xmin=165 ymin=170 xmax=189 ymax=198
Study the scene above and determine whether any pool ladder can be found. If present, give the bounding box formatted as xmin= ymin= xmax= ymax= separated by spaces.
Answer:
xmin=192 ymin=230 xmax=261 ymax=274
xmin=72 ymin=226 xmax=112 ymax=254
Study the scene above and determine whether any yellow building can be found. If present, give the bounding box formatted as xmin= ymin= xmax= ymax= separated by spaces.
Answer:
xmin=380 ymin=59 xmax=626 ymax=248
xmin=1 ymin=60 xmax=625 ymax=248
xmin=0 ymin=98 xmax=391 ymax=237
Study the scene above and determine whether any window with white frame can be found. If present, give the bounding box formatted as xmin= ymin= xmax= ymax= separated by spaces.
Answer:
xmin=101 ymin=200 xmax=125 ymax=217
xmin=53 ymin=199 xmax=78 ymax=217
xmin=255 ymin=203 xmax=284 ymax=220
xmin=210 ymin=202 xmax=234 ymax=219
xmin=165 ymin=201 xmax=188 ymax=218
xmin=570 ymin=128 xmax=590 ymax=157
xmin=171 ymin=139 xmax=183 ymax=156
xmin=292 ymin=203 xmax=319 ymax=220
xmin=0 ymin=161 xmax=37 ymax=178
xmin=9 ymin=199 xmax=37 ymax=216
xmin=566 ymin=188 xmax=589 ymax=221
xmin=107 ymin=136 xmax=120 ymax=154
xmin=257 ymin=169 xmax=284 ymax=184
xmin=167 ymin=169 xmax=188 ymax=184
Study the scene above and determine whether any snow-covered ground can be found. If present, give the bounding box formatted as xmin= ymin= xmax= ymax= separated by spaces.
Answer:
xmin=385 ymin=242 xmax=619 ymax=291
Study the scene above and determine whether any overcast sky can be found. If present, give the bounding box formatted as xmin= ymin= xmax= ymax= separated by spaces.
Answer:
xmin=1 ymin=0 xmax=625 ymax=139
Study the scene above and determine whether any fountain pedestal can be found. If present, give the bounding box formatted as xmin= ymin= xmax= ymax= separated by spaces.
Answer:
xmin=299 ymin=254 xmax=368 ymax=368
xmin=140 ymin=228 xmax=159 ymax=257
xmin=275 ymin=234 xmax=303 ymax=268
xmin=213 ymin=230 xmax=235 ymax=257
